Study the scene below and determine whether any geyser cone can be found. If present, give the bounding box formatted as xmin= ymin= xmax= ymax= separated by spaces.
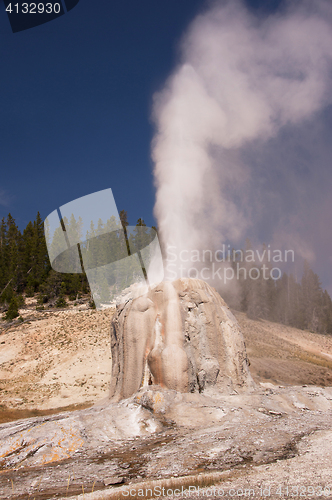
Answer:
xmin=109 ymin=278 xmax=254 ymax=401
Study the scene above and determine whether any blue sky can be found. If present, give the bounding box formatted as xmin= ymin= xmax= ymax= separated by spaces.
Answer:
xmin=0 ymin=0 xmax=208 ymax=228
xmin=0 ymin=0 xmax=281 ymax=230
xmin=4 ymin=0 xmax=332 ymax=294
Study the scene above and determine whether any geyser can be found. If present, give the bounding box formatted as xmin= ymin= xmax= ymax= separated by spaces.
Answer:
xmin=151 ymin=0 xmax=332 ymax=282
xmin=109 ymin=278 xmax=253 ymax=401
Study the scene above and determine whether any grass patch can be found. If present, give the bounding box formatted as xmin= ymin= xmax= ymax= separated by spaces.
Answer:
xmin=294 ymin=351 xmax=332 ymax=370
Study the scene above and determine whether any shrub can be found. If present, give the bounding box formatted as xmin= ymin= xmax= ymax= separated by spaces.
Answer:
xmin=16 ymin=294 xmax=25 ymax=308
xmin=5 ymin=297 xmax=19 ymax=320
xmin=55 ymin=296 xmax=67 ymax=308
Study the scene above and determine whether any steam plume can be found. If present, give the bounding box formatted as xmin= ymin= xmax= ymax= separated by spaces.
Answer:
xmin=151 ymin=0 xmax=332 ymax=283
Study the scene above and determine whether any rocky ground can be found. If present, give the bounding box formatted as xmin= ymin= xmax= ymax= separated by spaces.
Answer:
xmin=0 ymin=385 xmax=331 ymax=500
xmin=0 ymin=299 xmax=332 ymax=499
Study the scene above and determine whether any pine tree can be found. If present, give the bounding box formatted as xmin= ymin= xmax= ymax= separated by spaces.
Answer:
xmin=4 ymin=296 xmax=19 ymax=320
xmin=301 ymin=260 xmax=324 ymax=332
xmin=321 ymin=290 xmax=332 ymax=334
xmin=0 ymin=218 xmax=8 ymax=293
xmin=119 ymin=209 xmax=130 ymax=256
xmin=0 ymin=215 xmax=22 ymax=300
xmin=55 ymin=282 xmax=68 ymax=308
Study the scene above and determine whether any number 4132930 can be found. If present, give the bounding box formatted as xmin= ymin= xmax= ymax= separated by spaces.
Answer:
xmin=5 ymin=3 xmax=61 ymax=14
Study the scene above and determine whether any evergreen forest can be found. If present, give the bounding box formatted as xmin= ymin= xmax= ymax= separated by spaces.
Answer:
xmin=1 ymin=212 xmax=331 ymax=334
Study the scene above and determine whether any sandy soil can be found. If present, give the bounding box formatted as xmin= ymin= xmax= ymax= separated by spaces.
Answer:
xmin=0 ymin=298 xmax=113 ymax=414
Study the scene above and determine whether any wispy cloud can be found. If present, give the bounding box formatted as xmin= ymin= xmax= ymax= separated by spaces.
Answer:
xmin=0 ymin=188 xmax=11 ymax=208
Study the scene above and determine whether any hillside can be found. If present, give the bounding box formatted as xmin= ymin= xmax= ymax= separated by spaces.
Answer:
xmin=234 ymin=311 xmax=332 ymax=387
xmin=0 ymin=301 xmax=332 ymax=423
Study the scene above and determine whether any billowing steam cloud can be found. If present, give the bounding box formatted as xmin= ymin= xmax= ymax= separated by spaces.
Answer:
xmin=151 ymin=0 xmax=332 ymax=285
